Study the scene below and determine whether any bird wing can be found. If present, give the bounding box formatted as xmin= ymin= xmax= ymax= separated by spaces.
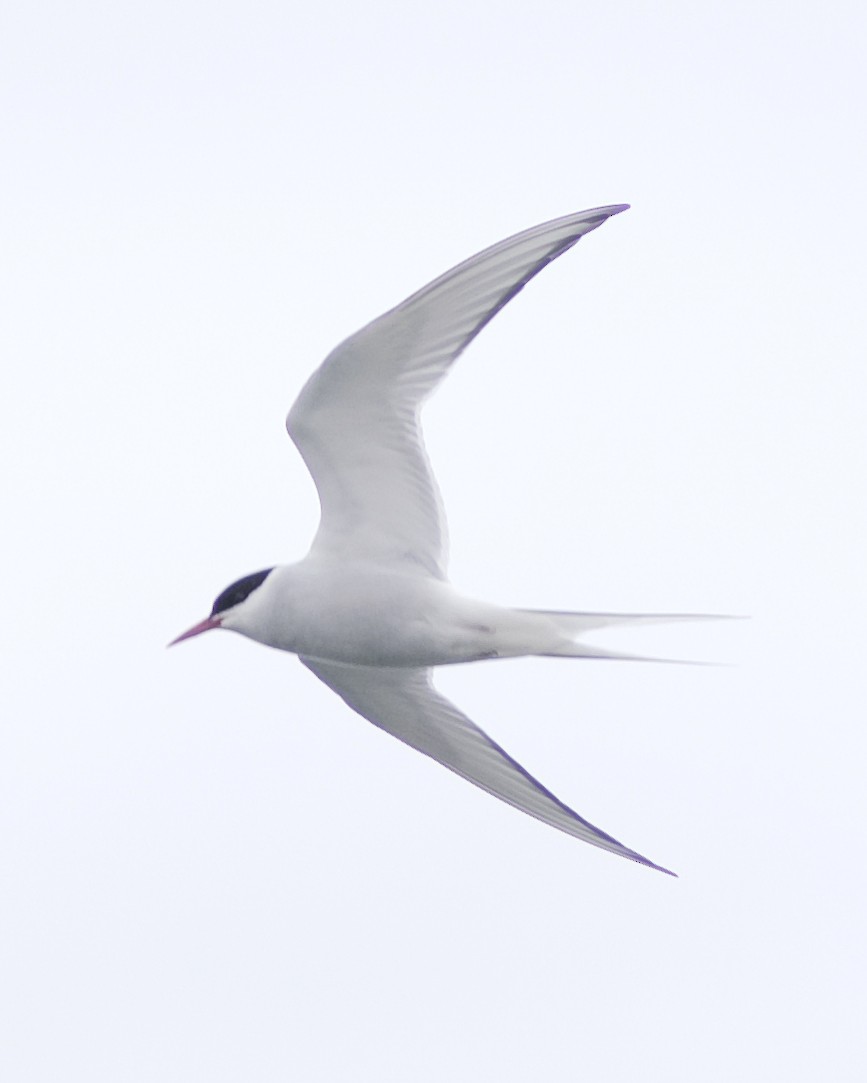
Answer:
xmin=300 ymin=656 xmax=674 ymax=875
xmin=286 ymin=205 xmax=629 ymax=578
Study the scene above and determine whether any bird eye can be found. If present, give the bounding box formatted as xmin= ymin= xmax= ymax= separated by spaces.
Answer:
xmin=211 ymin=569 xmax=273 ymax=616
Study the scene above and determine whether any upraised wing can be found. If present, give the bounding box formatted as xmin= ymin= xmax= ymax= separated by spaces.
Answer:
xmin=287 ymin=205 xmax=629 ymax=578
xmin=300 ymin=656 xmax=674 ymax=876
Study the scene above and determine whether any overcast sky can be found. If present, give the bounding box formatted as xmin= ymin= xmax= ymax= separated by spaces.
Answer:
xmin=3 ymin=2 xmax=866 ymax=1080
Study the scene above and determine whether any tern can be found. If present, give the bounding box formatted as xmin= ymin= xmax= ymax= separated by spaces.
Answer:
xmin=172 ymin=204 xmax=698 ymax=876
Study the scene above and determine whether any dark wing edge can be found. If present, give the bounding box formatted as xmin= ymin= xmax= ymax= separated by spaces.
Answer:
xmin=300 ymin=656 xmax=676 ymax=877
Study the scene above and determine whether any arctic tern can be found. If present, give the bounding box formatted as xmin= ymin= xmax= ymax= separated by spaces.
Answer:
xmin=172 ymin=204 xmax=699 ymax=876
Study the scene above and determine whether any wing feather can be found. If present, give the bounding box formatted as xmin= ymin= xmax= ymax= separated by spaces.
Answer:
xmin=300 ymin=657 xmax=674 ymax=876
xmin=287 ymin=205 xmax=629 ymax=577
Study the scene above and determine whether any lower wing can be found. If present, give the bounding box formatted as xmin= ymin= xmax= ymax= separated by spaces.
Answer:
xmin=300 ymin=657 xmax=675 ymax=876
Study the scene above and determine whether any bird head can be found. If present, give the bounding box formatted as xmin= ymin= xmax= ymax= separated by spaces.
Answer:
xmin=169 ymin=568 xmax=274 ymax=646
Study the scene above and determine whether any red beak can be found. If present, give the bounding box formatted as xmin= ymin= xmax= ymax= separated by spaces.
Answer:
xmin=168 ymin=616 xmax=223 ymax=646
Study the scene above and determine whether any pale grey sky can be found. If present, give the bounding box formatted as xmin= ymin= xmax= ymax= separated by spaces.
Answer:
xmin=2 ymin=2 xmax=865 ymax=1080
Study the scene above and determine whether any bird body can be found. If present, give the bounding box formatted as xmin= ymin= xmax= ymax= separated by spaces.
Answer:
xmin=219 ymin=560 xmax=652 ymax=666
xmin=173 ymin=204 xmax=701 ymax=876
xmin=224 ymin=562 xmax=538 ymax=666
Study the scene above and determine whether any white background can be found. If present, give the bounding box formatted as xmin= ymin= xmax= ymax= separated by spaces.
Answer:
xmin=3 ymin=2 xmax=865 ymax=1080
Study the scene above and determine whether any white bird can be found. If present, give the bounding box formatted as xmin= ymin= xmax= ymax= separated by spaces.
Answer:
xmin=172 ymin=205 xmax=697 ymax=877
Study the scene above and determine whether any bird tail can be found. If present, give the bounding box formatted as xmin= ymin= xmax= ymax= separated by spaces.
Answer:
xmin=519 ymin=609 xmax=729 ymax=664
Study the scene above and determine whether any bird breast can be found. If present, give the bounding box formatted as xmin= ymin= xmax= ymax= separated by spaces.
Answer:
xmin=251 ymin=562 xmax=514 ymax=667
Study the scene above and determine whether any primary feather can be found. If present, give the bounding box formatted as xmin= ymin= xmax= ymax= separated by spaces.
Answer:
xmin=286 ymin=205 xmax=628 ymax=577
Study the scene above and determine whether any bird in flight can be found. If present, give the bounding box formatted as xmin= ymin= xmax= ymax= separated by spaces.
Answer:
xmin=172 ymin=205 xmax=696 ymax=876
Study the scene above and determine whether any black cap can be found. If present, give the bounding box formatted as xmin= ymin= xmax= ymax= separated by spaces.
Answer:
xmin=211 ymin=569 xmax=274 ymax=616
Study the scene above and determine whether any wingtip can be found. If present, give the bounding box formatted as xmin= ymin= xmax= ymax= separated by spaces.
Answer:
xmin=638 ymin=855 xmax=678 ymax=877
xmin=586 ymin=203 xmax=630 ymax=227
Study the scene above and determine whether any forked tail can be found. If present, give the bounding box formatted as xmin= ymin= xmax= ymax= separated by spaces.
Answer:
xmin=520 ymin=609 xmax=730 ymax=663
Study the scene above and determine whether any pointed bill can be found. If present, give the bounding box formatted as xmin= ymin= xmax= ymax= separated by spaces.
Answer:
xmin=168 ymin=616 xmax=222 ymax=646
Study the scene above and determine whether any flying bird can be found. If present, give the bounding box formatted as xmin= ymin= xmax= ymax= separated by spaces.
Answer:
xmin=172 ymin=205 xmax=695 ymax=876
